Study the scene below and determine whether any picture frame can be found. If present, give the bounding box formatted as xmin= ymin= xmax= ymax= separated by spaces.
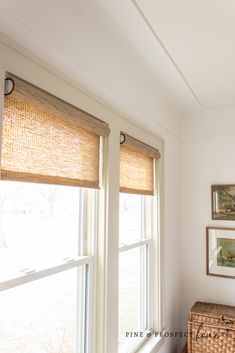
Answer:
xmin=207 ymin=226 xmax=235 ymax=279
xmin=211 ymin=184 xmax=235 ymax=220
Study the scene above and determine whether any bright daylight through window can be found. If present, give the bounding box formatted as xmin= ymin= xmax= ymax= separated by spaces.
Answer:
xmin=0 ymin=182 xmax=96 ymax=353
xmin=119 ymin=193 xmax=153 ymax=351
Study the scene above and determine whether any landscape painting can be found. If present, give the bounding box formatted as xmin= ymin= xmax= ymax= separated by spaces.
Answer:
xmin=212 ymin=185 xmax=235 ymax=220
xmin=217 ymin=237 xmax=235 ymax=268
xmin=207 ymin=227 xmax=235 ymax=279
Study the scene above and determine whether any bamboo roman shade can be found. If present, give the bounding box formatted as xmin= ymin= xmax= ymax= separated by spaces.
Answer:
xmin=120 ymin=133 xmax=161 ymax=195
xmin=1 ymin=73 xmax=110 ymax=188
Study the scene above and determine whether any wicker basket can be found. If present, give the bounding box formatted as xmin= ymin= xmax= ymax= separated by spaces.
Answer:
xmin=188 ymin=302 xmax=235 ymax=353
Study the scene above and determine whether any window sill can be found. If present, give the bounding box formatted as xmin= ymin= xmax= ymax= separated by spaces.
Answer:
xmin=136 ymin=335 xmax=165 ymax=353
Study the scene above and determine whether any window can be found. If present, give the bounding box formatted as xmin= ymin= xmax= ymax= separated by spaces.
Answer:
xmin=118 ymin=133 xmax=161 ymax=352
xmin=0 ymin=73 xmax=162 ymax=353
xmin=0 ymin=264 xmax=85 ymax=353
xmin=119 ymin=193 xmax=153 ymax=351
xmin=0 ymin=182 xmax=96 ymax=353
xmin=0 ymin=74 xmax=110 ymax=353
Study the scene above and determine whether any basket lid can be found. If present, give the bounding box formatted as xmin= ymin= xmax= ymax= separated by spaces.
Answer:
xmin=191 ymin=301 xmax=235 ymax=319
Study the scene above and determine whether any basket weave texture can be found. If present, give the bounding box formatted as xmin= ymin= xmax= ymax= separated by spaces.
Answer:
xmin=188 ymin=302 xmax=235 ymax=353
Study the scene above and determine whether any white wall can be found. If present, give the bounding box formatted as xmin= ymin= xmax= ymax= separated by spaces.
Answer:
xmin=181 ymin=106 xmax=235 ymax=345
xmin=0 ymin=38 xmax=181 ymax=353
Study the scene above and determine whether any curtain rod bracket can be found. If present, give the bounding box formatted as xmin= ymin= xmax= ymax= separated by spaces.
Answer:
xmin=4 ymin=78 xmax=15 ymax=96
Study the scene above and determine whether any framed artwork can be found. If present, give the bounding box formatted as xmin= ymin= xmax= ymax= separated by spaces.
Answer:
xmin=207 ymin=226 xmax=235 ymax=279
xmin=211 ymin=185 xmax=235 ymax=220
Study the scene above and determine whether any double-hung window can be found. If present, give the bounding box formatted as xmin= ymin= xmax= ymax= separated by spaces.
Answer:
xmin=0 ymin=73 xmax=162 ymax=353
xmin=0 ymin=74 xmax=110 ymax=353
xmin=118 ymin=134 xmax=161 ymax=352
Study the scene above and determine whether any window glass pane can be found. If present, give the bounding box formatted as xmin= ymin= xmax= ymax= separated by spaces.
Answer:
xmin=0 ymin=181 xmax=93 ymax=280
xmin=0 ymin=267 xmax=85 ymax=353
xmin=119 ymin=193 xmax=142 ymax=245
xmin=118 ymin=246 xmax=147 ymax=349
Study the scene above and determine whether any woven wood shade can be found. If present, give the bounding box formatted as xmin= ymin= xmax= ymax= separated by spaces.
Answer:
xmin=120 ymin=133 xmax=161 ymax=195
xmin=1 ymin=73 xmax=110 ymax=188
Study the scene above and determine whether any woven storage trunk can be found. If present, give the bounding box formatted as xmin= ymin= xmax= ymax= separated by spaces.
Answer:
xmin=188 ymin=302 xmax=235 ymax=353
